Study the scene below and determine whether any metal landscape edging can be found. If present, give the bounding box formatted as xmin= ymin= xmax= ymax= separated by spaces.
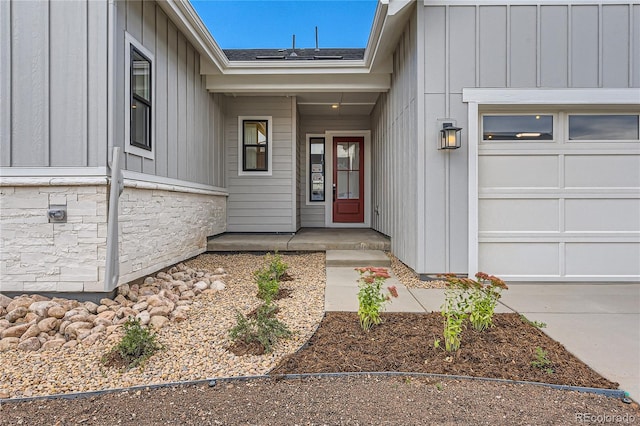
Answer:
xmin=0 ymin=370 xmax=629 ymax=405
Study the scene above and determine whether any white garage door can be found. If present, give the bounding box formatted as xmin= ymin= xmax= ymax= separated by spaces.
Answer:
xmin=478 ymin=112 xmax=640 ymax=281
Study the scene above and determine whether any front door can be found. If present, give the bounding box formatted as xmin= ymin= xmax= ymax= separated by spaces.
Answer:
xmin=333 ymin=137 xmax=364 ymax=223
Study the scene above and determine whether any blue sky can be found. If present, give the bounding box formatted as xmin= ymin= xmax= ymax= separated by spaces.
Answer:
xmin=191 ymin=0 xmax=378 ymax=49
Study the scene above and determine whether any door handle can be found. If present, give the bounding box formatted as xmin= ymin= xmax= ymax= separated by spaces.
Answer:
xmin=333 ymin=184 xmax=337 ymax=202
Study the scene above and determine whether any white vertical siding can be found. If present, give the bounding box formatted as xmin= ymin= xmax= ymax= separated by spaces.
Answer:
xmin=420 ymin=2 xmax=640 ymax=276
xmin=370 ymin=8 xmax=418 ymax=270
xmin=225 ymin=97 xmax=296 ymax=233
xmin=298 ymin=115 xmax=371 ymax=228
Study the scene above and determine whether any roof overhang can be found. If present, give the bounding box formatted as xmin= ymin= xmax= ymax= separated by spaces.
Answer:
xmin=158 ymin=0 xmax=415 ymax=94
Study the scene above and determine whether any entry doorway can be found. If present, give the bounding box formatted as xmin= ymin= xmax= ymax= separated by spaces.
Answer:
xmin=332 ymin=137 xmax=365 ymax=223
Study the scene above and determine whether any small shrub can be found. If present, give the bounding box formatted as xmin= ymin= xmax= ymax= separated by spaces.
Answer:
xmin=531 ymin=346 xmax=554 ymax=374
xmin=105 ymin=317 xmax=162 ymax=369
xmin=267 ymin=252 xmax=289 ymax=281
xmin=467 ymin=273 xmax=508 ymax=331
xmin=229 ymin=303 xmax=291 ymax=353
xmin=255 ymin=268 xmax=279 ymax=303
xmin=355 ymin=267 xmax=397 ymax=332
xmin=440 ymin=276 xmax=471 ymax=352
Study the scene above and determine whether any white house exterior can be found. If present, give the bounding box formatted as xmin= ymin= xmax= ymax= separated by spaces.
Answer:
xmin=1 ymin=0 xmax=639 ymax=294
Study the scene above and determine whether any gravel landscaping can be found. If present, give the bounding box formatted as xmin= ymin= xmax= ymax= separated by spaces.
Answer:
xmin=0 ymin=252 xmax=325 ymax=400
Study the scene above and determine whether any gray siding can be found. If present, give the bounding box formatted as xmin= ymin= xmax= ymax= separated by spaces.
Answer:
xmin=370 ymin=8 xmax=418 ymax=270
xmin=298 ymin=115 xmax=371 ymax=228
xmin=114 ymin=0 xmax=223 ymax=187
xmin=1 ymin=0 xmax=108 ymax=167
xmin=225 ymin=96 xmax=296 ymax=233
xmin=420 ymin=2 xmax=640 ymax=275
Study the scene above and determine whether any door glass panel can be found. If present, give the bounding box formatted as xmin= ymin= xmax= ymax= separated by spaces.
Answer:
xmin=348 ymin=171 xmax=359 ymax=199
xmin=569 ymin=115 xmax=639 ymax=140
xmin=336 ymin=143 xmax=350 ymax=170
xmin=337 ymin=171 xmax=349 ymax=199
xmin=350 ymin=143 xmax=360 ymax=170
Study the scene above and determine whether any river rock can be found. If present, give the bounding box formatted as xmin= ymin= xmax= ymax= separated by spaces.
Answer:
xmin=97 ymin=310 xmax=117 ymax=321
xmin=5 ymin=306 xmax=28 ymax=323
xmin=17 ymin=337 xmax=41 ymax=352
xmin=81 ymin=332 xmax=103 ymax=346
xmin=132 ymin=301 xmax=148 ymax=312
xmin=156 ymin=272 xmax=172 ymax=281
xmin=0 ymin=293 xmax=12 ymax=308
xmin=211 ymin=280 xmax=226 ymax=291
xmin=23 ymin=312 xmax=40 ymax=323
xmin=136 ymin=311 xmax=151 ymax=326
xmin=93 ymin=317 xmax=113 ymax=328
xmin=114 ymin=294 xmax=128 ymax=306
xmin=38 ymin=317 xmax=60 ymax=333
xmin=28 ymin=301 xmax=56 ymax=318
xmin=41 ymin=339 xmax=66 ymax=351
xmin=117 ymin=283 xmax=130 ymax=297
xmin=100 ymin=298 xmax=117 ymax=307
xmin=64 ymin=321 xmax=93 ymax=339
xmin=149 ymin=315 xmax=169 ymax=329
xmin=47 ymin=305 xmax=67 ymax=319
xmin=6 ymin=297 xmax=34 ymax=313
xmin=194 ymin=281 xmax=209 ymax=291
xmin=1 ymin=323 xmax=31 ymax=339
xmin=149 ymin=305 xmax=172 ymax=317
xmin=84 ymin=301 xmax=99 ymax=314
xmin=20 ymin=324 xmax=41 ymax=341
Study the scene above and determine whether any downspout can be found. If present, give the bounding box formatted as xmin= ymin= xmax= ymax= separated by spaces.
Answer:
xmin=105 ymin=147 xmax=123 ymax=291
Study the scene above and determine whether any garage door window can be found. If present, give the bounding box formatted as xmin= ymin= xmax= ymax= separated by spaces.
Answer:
xmin=482 ymin=115 xmax=553 ymax=141
xmin=568 ymin=115 xmax=639 ymax=141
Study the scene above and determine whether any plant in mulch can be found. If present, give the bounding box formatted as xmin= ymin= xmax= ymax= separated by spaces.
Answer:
xmin=440 ymin=272 xmax=508 ymax=351
xmin=355 ymin=266 xmax=398 ymax=332
xmin=255 ymin=268 xmax=280 ymax=304
xmin=520 ymin=314 xmax=547 ymax=329
xmin=102 ymin=317 xmax=162 ymax=370
xmin=229 ymin=303 xmax=291 ymax=354
xmin=531 ymin=346 xmax=554 ymax=374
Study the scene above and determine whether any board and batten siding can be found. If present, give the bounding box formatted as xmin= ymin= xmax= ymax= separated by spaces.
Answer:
xmin=225 ymin=97 xmax=297 ymax=233
xmin=298 ymin=115 xmax=371 ymax=228
xmin=1 ymin=0 xmax=108 ymax=167
xmin=370 ymin=7 xmax=419 ymax=271
xmin=113 ymin=0 xmax=224 ymax=187
xmin=420 ymin=2 xmax=640 ymax=276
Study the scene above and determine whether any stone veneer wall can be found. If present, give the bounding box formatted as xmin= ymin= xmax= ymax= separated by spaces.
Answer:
xmin=0 ymin=183 xmax=109 ymax=293
xmin=0 ymin=182 xmax=227 ymax=293
xmin=117 ymin=185 xmax=226 ymax=286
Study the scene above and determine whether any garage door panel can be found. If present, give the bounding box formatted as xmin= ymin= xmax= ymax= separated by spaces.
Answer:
xmin=479 ymin=155 xmax=558 ymax=188
xmin=480 ymin=199 xmax=559 ymax=232
xmin=565 ymin=155 xmax=640 ymax=188
xmin=565 ymin=199 xmax=640 ymax=232
xmin=565 ymin=243 xmax=640 ymax=276
xmin=479 ymin=242 xmax=559 ymax=276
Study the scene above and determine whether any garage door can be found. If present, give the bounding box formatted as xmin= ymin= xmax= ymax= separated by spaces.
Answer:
xmin=478 ymin=112 xmax=640 ymax=281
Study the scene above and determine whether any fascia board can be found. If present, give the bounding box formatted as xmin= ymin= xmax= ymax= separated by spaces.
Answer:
xmin=463 ymin=88 xmax=640 ymax=104
xmin=221 ymin=61 xmax=371 ymax=75
xmin=206 ymin=73 xmax=391 ymax=93
xmin=157 ymin=0 xmax=228 ymax=73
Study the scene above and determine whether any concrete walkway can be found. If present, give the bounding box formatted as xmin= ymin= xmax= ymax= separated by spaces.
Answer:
xmin=325 ymin=250 xmax=640 ymax=402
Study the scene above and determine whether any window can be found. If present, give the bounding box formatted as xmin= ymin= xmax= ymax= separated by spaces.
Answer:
xmin=125 ymin=33 xmax=154 ymax=159
xmin=569 ymin=115 xmax=639 ymax=141
xmin=238 ymin=116 xmax=272 ymax=175
xmin=483 ymin=115 xmax=553 ymax=141
xmin=309 ymin=138 xmax=325 ymax=201
xmin=130 ymin=47 xmax=152 ymax=150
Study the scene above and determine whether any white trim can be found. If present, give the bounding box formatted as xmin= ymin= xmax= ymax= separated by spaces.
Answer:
xmin=290 ymin=97 xmax=297 ymax=232
xmin=124 ymin=32 xmax=155 ymax=160
xmin=305 ymin=134 xmax=327 ymax=207
xmin=425 ymin=0 xmax=638 ymax=5
xmin=0 ymin=177 xmax=108 ymax=187
xmin=237 ymin=116 xmax=273 ymax=177
xmin=0 ymin=167 xmax=109 ymax=177
xmin=466 ymin=89 xmax=640 ymax=279
xmin=463 ymin=88 xmax=640 ymax=105
xmin=324 ymin=130 xmax=372 ymax=228
xmin=122 ymin=170 xmax=228 ymax=196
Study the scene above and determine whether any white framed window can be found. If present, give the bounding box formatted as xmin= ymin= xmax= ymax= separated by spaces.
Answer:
xmin=124 ymin=33 xmax=155 ymax=160
xmin=481 ymin=114 xmax=554 ymax=142
xmin=237 ymin=116 xmax=272 ymax=176
xmin=567 ymin=114 xmax=640 ymax=141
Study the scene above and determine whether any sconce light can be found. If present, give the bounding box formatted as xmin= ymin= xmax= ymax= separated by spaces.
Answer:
xmin=439 ymin=122 xmax=462 ymax=150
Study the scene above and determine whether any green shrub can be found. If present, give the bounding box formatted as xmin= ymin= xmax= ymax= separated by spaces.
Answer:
xmin=108 ymin=317 xmax=162 ymax=369
xmin=266 ymin=252 xmax=289 ymax=281
xmin=255 ymin=268 xmax=279 ymax=303
xmin=229 ymin=303 xmax=291 ymax=353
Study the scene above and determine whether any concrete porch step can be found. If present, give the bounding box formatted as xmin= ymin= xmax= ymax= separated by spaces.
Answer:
xmin=325 ymin=250 xmax=391 ymax=267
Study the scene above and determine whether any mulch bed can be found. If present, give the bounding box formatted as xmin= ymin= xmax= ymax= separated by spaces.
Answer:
xmin=270 ymin=312 xmax=618 ymax=390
